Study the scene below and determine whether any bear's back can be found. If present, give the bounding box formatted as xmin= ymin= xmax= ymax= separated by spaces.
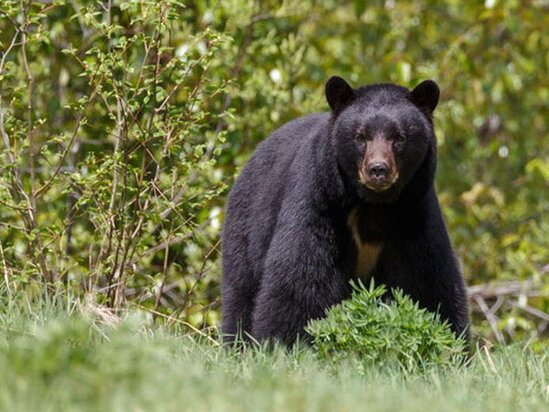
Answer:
xmin=224 ymin=112 xmax=330 ymax=276
xmin=234 ymin=111 xmax=329 ymax=201
xmin=254 ymin=112 xmax=329 ymax=169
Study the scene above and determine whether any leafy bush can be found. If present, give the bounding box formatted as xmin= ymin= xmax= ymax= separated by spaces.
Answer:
xmin=306 ymin=281 xmax=467 ymax=370
xmin=0 ymin=0 xmax=229 ymax=327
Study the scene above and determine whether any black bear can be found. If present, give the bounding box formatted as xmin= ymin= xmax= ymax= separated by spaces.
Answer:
xmin=222 ymin=76 xmax=469 ymax=345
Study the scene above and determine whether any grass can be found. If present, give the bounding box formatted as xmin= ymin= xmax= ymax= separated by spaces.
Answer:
xmin=0 ymin=295 xmax=547 ymax=412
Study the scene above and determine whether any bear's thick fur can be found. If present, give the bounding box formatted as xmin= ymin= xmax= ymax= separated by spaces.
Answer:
xmin=222 ymin=77 xmax=469 ymax=344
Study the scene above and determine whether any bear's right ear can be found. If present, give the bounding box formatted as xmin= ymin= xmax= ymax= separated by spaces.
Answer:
xmin=325 ymin=76 xmax=355 ymax=112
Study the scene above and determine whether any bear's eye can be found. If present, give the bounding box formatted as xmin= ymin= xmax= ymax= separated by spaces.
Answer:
xmin=353 ymin=133 xmax=373 ymax=142
xmin=393 ymin=134 xmax=406 ymax=149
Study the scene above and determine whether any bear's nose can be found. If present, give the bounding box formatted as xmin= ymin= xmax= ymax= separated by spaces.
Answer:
xmin=367 ymin=162 xmax=390 ymax=178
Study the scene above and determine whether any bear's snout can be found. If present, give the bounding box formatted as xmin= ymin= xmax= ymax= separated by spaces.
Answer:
xmin=359 ymin=165 xmax=398 ymax=192
xmin=367 ymin=161 xmax=390 ymax=178
xmin=362 ymin=161 xmax=395 ymax=191
xmin=358 ymin=137 xmax=398 ymax=192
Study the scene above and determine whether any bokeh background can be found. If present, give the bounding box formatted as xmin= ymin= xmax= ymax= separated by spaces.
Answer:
xmin=0 ymin=0 xmax=547 ymax=343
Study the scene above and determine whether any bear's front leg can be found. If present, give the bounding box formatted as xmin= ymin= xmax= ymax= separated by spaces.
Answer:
xmin=250 ymin=224 xmax=352 ymax=345
xmin=378 ymin=200 xmax=470 ymax=340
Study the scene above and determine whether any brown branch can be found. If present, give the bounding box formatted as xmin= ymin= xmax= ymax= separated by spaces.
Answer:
xmin=473 ymin=295 xmax=505 ymax=344
xmin=34 ymin=72 xmax=102 ymax=198
xmin=19 ymin=0 xmax=56 ymax=285
xmin=467 ymin=279 xmax=549 ymax=340
xmin=136 ymin=305 xmax=220 ymax=346
xmin=0 ymin=31 xmax=32 ymax=209
xmin=159 ymin=15 xmax=257 ymax=221
xmin=466 ymin=279 xmax=541 ymax=299
xmin=509 ymin=301 xmax=549 ymax=323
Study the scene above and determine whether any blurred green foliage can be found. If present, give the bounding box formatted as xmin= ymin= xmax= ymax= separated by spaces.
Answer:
xmin=0 ymin=0 xmax=547 ymax=342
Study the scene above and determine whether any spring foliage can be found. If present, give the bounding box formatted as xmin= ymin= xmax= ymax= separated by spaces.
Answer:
xmin=306 ymin=281 xmax=467 ymax=370
xmin=0 ymin=0 xmax=547 ymax=341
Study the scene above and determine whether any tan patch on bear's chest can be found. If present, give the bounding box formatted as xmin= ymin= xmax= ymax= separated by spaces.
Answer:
xmin=347 ymin=207 xmax=383 ymax=282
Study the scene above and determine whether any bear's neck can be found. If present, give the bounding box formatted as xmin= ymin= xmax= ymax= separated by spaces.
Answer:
xmin=347 ymin=144 xmax=437 ymax=241
xmin=348 ymin=188 xmax=435 ymax=242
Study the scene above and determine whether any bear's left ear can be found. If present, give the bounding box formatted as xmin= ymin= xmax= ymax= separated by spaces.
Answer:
xmin=410 ymin=80 xmax=440 ymax=114
xmin=325 ymin=76 xmax=355 ymax=112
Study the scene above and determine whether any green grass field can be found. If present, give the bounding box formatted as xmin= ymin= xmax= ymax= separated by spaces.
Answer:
xmin=0 ymin=297 xmax=547 ymax=412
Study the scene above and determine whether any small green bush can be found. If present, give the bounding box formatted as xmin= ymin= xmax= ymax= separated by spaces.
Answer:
xmin=306 ymin=281 xmax=467 ymax=371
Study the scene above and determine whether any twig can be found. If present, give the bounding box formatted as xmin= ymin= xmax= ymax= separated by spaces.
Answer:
xmin=137 ymin=305 xmax=220 ymax=346
xmin=482 ymin=346 xmax=499 ymax=375
xmin=34 ymin=83 xmax=100 ymax=198
xmin=468 ymin=279 xmax=549 ymax=340
xmin=474 ymin=295 xmax=505 ymax=344
xmin=509 ymin=301 xmax=549 ymax=322
xmin=467 ymin=280 xmax=541 ymax=298
xmin=0 ymin=243 xmax=11 ymax=295
xmin=159 ymin=13 xmax=257 ymax=221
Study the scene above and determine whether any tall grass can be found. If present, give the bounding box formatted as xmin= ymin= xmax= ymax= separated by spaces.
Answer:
xmin=0 ymin=292 xmax=547 ymax=411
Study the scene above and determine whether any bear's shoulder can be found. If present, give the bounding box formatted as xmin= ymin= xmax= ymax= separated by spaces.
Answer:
xmin=245 ymin=112 xmax=331 ymax=177
xmin=233 ymin=113 xmax=331 ymax=196
xmin=261 ymin=112 xmax=330 ymax=149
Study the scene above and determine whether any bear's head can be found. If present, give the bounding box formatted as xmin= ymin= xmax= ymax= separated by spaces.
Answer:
xmin=326 ymin=76 xmax=439 ymax=204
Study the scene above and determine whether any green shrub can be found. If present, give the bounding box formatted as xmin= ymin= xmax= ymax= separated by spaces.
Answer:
xmin=306 ymin=281 xmax=467 ymax=371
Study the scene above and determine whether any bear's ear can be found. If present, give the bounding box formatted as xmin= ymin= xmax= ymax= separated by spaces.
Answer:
xmin=410 ymin=80 xmax=440 ymax=114
xmin=325 ymin=76 xmax=355 ymax=112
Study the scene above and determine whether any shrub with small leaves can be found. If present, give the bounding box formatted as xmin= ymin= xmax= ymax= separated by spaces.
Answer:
xmin=306 ymin=281 xmax=468 ymax=371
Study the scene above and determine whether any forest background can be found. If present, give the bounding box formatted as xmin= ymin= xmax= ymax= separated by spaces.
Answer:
xmin=0 ymin=0 xmax=548 ymax=345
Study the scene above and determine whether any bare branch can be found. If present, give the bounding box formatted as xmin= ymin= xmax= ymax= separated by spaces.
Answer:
xmin=474 ymin=295 xmax=505 ymax=344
